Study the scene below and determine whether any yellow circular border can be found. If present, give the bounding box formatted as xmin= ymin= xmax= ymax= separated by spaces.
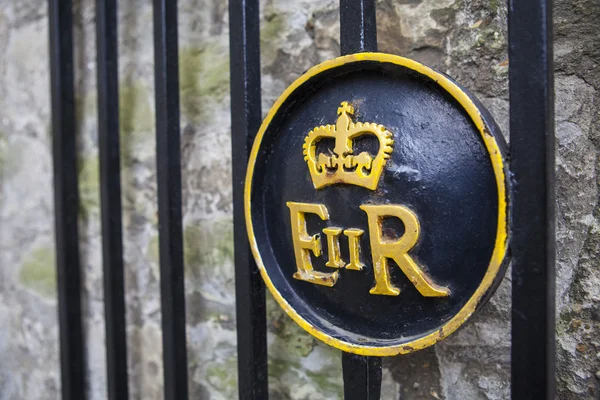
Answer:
xmin=244 ymin=52 xmax=509 ymax=356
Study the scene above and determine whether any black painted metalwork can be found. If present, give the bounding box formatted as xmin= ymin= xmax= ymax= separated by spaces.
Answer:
xmin=96 ymin=0 xmax=129 ymax=398
xmin=44 ymin=0 xmax=558 ymax=396
xmin=339 ymin=0 xmax=377 ymax=54
xmin=509 ymin=0 xmax=555 ymax=399
xmin=339 ymin=1 xmax=382 ymax=399
xmin=153 ymin=1 xmax=189 ymax=399
xmin=229 ymin=0 xmax=268 ymax=399
xmin=48 ymin=0 xmax=86 ymax=399
xmin=342 ymin=354 xmax=382 ymax=400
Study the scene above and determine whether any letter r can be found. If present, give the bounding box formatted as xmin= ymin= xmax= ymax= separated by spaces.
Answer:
xmin=360 ymin=204 xmax=450 ymax=297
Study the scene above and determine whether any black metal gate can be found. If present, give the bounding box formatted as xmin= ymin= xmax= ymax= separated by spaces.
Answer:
xmin=48 ymin=0 xmax=555 ymax=398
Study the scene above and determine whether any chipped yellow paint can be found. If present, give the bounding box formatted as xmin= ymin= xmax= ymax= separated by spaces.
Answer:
xmin=244 ymin=52 xmax=509 ymax=356
xmin=323 ymin=227 xmax=345 ymax=269
xmin=343 ymin=228 xmax=365 ymax=271
xmin=286 ymin=202 xmax=339 ymax=287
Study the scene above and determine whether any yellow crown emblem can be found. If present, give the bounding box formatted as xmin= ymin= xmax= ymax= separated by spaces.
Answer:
xmin=303 ymin=101 xmax=394 ymax=190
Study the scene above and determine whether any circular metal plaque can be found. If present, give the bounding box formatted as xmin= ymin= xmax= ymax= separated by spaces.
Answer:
xmin=245 ymin=53 xmax=510 ymax=356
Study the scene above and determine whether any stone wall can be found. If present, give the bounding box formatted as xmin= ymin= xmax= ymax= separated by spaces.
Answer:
xmin=0 ymin=0 xmax=598 ymax=399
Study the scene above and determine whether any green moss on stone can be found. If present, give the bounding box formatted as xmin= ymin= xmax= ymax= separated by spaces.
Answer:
xmin=476 ymin=27 xmax=504 ymax=51
xmin=19 ymin=247 xmax=57 ymax=298
xmin=268 ymin=357 xmax=302 ymax=380
xmin=284 ymin=330 xmax=316 ymax=358
xmin=266 ymin=291 xmax=316 ymax=358
xmin=205 ymin=356 xmax=238 ymax=397
xmin=489 ymin=0 xmax=500 ymax=14
xmin=147 ymin=234 xmax=160 ymax=264
xmin=149 ymin=220 xmax=235 ymax=282
xmin=120 ymin=82 xmax=154 ymax=136
xmin=179 ymin=45 xmax=230 ymax=123
xmin=78 ymin=155 xmax=100 ymax=217
xmin=306 ymin=357 xmax=344 ymax=398
xmin=268 ymin=345 xmax=343 ymax=398
xmin=75 ymin=81 xmax=153 ymax=165
xmin=212 ymin=219 xmax=235 ymax=262
xmin=183 ymin=219 xmax=234 ymax=275
xmin=260 ymin=13 xmax=286 ymax=67
xmin=119 ymin=82 xmax=154 ymax=163
xmin=146 ymin=234 xmax=160 ymax=279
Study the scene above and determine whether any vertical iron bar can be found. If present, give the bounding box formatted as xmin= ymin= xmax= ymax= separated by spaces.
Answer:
xmin=153 ymin=0 xmax=189 ymax=399
xmin=48 ymin=0 xmax=86 ymax=398
xmin=509 ymin=0 xmax=555 ymax=399
xmin=229 ymin=0 xmax=268 ymax=399
xmin=342 ymin=354 xmax=382 ymax=400
xmin=339 ymin=2 xmax=381 ymax=398
xmin=339 ymin=0 xmax=377 ymax=54
xmin=96 ymin=0 xmax=129 ymax=398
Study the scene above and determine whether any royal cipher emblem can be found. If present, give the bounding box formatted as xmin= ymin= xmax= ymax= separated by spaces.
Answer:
xmin=245 ymin=53 xmax=510 ymax=356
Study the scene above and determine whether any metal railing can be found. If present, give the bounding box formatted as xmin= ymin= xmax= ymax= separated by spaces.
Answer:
xmin=47 ymin=0 xmax=555 ymax=399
